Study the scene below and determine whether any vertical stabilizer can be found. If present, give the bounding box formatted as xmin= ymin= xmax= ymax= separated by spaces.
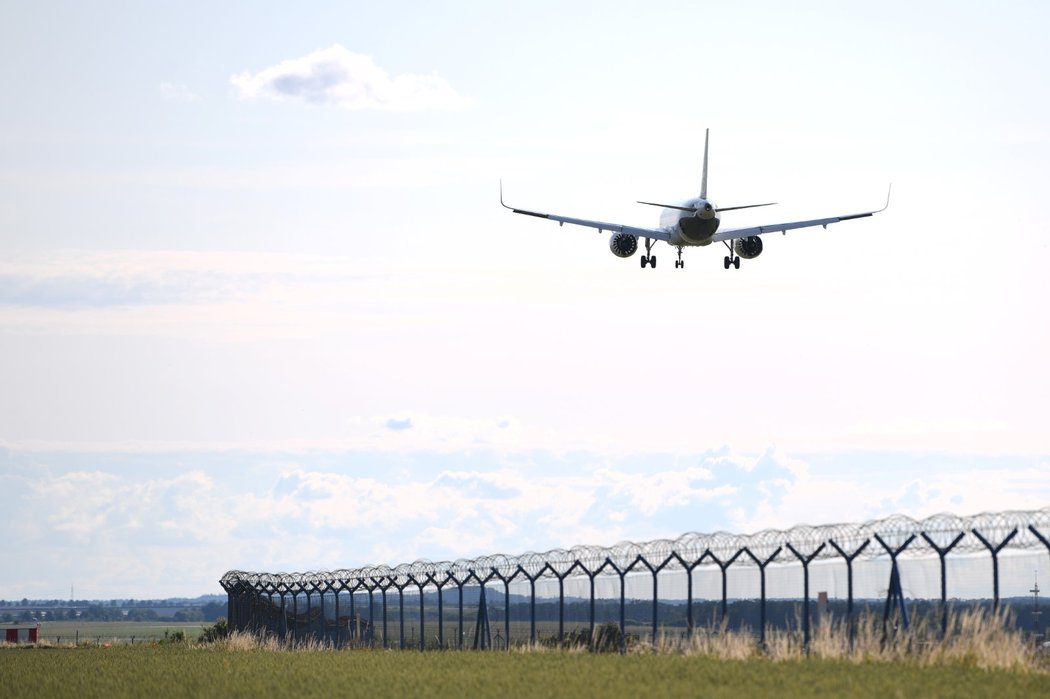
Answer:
xmin=700 ymin=128 xmax=710 ymax=199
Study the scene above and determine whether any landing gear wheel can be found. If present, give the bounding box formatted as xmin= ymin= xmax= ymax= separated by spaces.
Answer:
xmin=733 ymin=258 xmax=740 ymax=269
xmin=724 ymin=256 xmax=731 ymax=270
xmin=641 ymin=237 xmax=657 ymax=269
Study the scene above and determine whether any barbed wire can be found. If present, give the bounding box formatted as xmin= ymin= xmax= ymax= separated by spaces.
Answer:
xmin=221 ymin=506 xmax=1050 ymax=593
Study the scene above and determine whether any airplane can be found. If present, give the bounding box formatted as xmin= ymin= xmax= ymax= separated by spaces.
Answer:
xmin=500 ymin=129 xmax=890 ymax=269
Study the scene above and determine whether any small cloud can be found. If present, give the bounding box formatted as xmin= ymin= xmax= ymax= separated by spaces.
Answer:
xmin=158 ymin=82 xmax=200 ymax=103
xmin=230 ymin=44 xmax=468 ymax=112
xmin=385 ymin=417 xmax=413 ymax=431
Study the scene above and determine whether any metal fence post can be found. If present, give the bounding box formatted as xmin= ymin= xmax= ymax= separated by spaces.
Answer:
xmin=786 ymin=542 xmax=826 ymax=649
xmin=379 ymin=583 xmax=389 ymax=649
xmin=652 ymin=555 xmax=677 ymax=645
xmin=457 ymin=575 xmax=468 ymax=650
xmin=828 ymin=539 xmax=869 ymax=649
xmin=703 ymin=549 xmax=744 ymax=626
xmin=587 ymin=565 xmax=600 ymax=652
xmin=743 ymin=546 xmax=781 ymax=648
xmin=492 ymin=570 xmax=513 ymax=649
xmin=920 ymin=532 xmax=964 ymax=637
xmin=874 ymin=533 xmax=916 ymax=641
xmin=409 ymin=576 xmax=425 ymax=650
xmin=553 ymin=561 xmax=584 ymax=646
xmin=972 ymin=527 xmax=1019 ymax=611
xmin=366 ymin=584 xmax=375 ymax=648
xmin=433 ymin=574 xmax=446 ymax=650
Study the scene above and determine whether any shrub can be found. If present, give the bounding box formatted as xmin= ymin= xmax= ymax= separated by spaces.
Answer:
xmin=198 ymin=618 xmax=229 ymax=644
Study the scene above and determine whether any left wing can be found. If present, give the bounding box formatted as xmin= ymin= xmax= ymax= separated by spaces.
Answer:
xmin=710 ymin=186 xmax=891 ymax=243
xmin=500 ymin=183 xmax=674 ymax=242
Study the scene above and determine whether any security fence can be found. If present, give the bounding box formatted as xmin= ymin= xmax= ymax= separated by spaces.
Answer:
xmin=221 ymin=507 xmax=1050 ymax=650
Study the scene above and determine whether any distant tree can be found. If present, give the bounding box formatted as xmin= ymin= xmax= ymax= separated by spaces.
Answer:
xmin=173 ymin=609 xmax=204 ymax=622
xmin=1 ymin=612 xmax=12 ymax=623
xmin=82 ymin=604 xmax=122 ymax=621
xmin=201 ymin=602 xmax=227 ymax=621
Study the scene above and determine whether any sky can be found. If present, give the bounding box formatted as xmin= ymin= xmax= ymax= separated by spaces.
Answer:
xmin=1 ymin=1 xmax=1048 ymax=599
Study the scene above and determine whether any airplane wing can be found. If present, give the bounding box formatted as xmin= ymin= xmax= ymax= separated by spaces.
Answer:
xmin=501 ymin=185 xmax=674 ymax=242
xmin=710 ymin=186 xmax=891 ymax=243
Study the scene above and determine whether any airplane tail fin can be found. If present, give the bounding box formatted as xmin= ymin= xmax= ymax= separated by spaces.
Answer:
xmin=700 ymin=128 xmax=709 ymax=199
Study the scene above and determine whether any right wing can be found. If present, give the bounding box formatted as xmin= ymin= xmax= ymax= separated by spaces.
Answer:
xmin=710 ymin=186 xmax=892 ymax=243
xmin=501 ymin=183 xmax=674 ymax=242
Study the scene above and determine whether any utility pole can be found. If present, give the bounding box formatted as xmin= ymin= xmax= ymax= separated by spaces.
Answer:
xmin=1031 ymin=575 xmax=1042 ymax=649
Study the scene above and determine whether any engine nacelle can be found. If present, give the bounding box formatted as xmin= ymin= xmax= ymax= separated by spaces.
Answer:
xmin=733 ymin=235 xmax=763 ymax=259
xmin=609 ymin=232 xmax=638 ymax=258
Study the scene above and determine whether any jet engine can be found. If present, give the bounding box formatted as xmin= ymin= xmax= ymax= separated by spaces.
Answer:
xmin=733 ymin=236 xmax=763 ymax=259
xmin=609 ymin=232 xmax=638 ymax=258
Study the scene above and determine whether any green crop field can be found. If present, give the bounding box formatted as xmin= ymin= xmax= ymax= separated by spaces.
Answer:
xmin=2 ymin=644 xmax=1048 ymax=699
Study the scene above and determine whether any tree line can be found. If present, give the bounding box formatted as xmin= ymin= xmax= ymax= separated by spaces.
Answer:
xmin=0 ymin=601 xmax=226 ymax=624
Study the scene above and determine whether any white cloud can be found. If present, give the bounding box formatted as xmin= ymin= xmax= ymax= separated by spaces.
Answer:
xmin=2 ymin=446 xmax=1048 ymax=598
xmin=596 ymin=465 xmax=731 ymax=516
xmin=728 ymin=462 xmax=1050 ymax=534
xmin=230 ymin=45 xmax=468 ymax=112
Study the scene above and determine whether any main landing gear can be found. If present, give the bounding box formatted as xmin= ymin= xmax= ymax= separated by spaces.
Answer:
xmin=723 ymin=240 xmax=741 ymax=270
xmin=675 ymin=246 xmax=685 ymax=269
xmin=640 ymin=237 xmax=657 ymax=268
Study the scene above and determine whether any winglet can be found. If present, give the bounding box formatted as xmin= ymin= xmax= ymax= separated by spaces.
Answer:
xmin=700 ymin=128 xmax=710 ymax=200
xmin=837 ymin=184 xmax=893 ymax=222
xmin=499 ymin=179 xmax=511 ymax=210
xmin=879 ymin=183 xmax=892 ymax=213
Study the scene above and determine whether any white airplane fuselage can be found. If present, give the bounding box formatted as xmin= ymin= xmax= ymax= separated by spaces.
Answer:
xmin=661 ymin=198 xmax=722 ymax=247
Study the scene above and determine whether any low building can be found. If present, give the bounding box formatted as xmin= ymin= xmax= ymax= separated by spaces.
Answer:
xmin=2 ymin=624 xmax=39 ymax=644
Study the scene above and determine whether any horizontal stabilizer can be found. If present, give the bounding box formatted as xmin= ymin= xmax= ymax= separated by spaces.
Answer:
xmin=716 ymin=202 xmax=777 ymax=212
xmin=636 ymin=200 xmax=777 ymax=213
xmin=636 ymin=200 xmax=697 ymax=212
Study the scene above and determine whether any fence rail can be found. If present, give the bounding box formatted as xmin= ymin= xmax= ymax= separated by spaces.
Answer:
xmin=221 ymin=507 xmax=1050 ymax=650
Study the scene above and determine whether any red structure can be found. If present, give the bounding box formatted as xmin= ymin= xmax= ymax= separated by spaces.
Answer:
xmin=3 ymin=625 xmax=39 ymax=643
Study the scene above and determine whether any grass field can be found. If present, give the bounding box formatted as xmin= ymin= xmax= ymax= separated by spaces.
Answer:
xmin=30 ymin=620 xmax=206 ymax=644
xmin=2 ymin=643 xmax=1049 ymax=699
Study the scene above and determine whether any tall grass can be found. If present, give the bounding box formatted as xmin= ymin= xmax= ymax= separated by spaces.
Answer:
xmin=17 ymin=608 xmax=1042 ymax=673
xmin=622 ymin=608 xmax=1045 ymax=672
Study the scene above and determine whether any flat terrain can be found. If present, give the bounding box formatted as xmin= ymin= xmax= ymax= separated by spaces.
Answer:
xmin=30 ymin=621 xmax=206 ymax=643
xmin=2 ymin=645 xmax=1048 ymax=699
